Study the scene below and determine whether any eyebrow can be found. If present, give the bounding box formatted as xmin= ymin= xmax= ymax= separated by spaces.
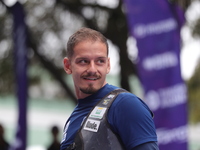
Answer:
xmin=76 ymin=56 xmax=107 ymax=60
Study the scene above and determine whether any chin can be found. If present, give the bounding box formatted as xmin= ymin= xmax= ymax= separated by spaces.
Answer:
xmin=80 ymin=85 xmax=100 ymax=94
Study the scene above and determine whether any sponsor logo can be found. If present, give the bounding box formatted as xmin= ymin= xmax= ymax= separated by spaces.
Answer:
xmin=84 ymin=119 xmax=100 ymax=132
xmin=102 ymin=98 xmax=111 ymax=105
xmin=102 ymin=94 xmax=115 ymax=105
xmin=146 ymin=83 xmax=187 ymax=111
xmin=142 ymin=52 xmax=178 ymax=71
xmin=89 ymin=107 xmax=107 ymax=119
xmin=157 ymin=125 xmax=188 ymax=145
xmin=107 ymin=94 xmax=115 ymax=99
xmin=133 ymin=18 xmax=177 ymax=38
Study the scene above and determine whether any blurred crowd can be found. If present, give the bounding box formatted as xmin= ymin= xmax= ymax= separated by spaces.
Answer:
xmin=0 ymin=124 xmax=60 ymax=150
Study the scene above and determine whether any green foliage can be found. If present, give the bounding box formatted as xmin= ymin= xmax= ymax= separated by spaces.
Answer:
xmin=187 ymin=0 xmax=200 ymax=124
xmin=0 ymin=0 xmax=199 ymax=102
xmin=0 ymin=4 xmax=14 ymax=94
xmin=192 ymin=17 xmax=200 ymax=38
xmin=187 ymin=59 xmax=200 ymax=123
xmin=0 ymin=53 xmax=15 ymax=94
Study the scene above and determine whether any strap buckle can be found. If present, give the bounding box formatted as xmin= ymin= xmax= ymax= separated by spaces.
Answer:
xmin=66 ymin=142 xmax=76 ymax=150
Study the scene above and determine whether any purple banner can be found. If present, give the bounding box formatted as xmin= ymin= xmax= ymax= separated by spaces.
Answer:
xmin=9 ymin=2 xmax=28 ymax=150
xmin=123 ymin=0 xmax=188 ymax=149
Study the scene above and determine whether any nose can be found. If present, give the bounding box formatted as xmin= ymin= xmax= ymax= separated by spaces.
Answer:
xmin=87 ymin=61 xmax=97 ymax=74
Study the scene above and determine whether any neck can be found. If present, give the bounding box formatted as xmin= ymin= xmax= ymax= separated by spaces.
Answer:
xmin=75 ymin=82 xmax=107 ymax=99
xmin=76 ymin=91 xmax=91 ymax=99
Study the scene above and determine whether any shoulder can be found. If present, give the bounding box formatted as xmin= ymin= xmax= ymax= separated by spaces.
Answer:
xmin=111 ymin=92 xmax=152 ymax=115
xmin=107 ymin=92 xmax=157 ymax=149
xmin=108 ymin=91 xmax=154 ymax=127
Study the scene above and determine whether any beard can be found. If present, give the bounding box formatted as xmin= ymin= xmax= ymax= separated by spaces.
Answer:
xmin=79 ymin=83 xmax=99 ymax=94
xmin=79 ymin=72 xmax=104 ymax=94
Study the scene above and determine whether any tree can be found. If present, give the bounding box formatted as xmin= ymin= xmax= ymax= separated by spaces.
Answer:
xmin=0 ymin=0 xmax=195 ymax=104
xmin=186 ymin=0 xmax=200 ymax=123
xmin=0 ymin=2 xmax=14 ymax=94
xmin=187 ymin=59 xmax=200 ymax=123
xmin=0 ymin=0 xmax=135 ymax=103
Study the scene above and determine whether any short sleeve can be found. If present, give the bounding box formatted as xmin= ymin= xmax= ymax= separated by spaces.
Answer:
xmin=107 ymin=93 xmax=157 ymax=150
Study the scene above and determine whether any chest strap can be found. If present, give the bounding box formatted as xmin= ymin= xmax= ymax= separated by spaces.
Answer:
xmin=72 ymin=88 xmax=128 ymax=150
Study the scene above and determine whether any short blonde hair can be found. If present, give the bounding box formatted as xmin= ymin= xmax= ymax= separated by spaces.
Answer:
xmin=66 ymin=27 xmax=109 ymax=58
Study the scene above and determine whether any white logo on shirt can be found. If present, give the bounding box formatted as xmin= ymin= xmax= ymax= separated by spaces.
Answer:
xmin=61 ymin=121 xmax=70 ymax=143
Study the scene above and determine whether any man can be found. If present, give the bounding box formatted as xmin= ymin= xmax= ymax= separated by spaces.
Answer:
xmin=0 ymin=124 xmax=9 ymax=150
xmin=47 ymin=125 xmax=60 ymax=150
xmin=61 ymin=27 xmax=158 ymax=150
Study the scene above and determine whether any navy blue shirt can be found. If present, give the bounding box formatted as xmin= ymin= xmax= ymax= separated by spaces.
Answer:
xmin=60 ymin=84 xmax=158 ymax=150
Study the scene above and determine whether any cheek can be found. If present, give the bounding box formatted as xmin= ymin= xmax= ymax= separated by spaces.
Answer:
xmin=71 ymin=74 xmax=80 ymax=86
xmin=71 ymin=69 xmax=84 ymax=80
xmin=71 ymin=65 xmax=81 ymax=74
xmin=72 ymin=71 xmax=79 ymax=79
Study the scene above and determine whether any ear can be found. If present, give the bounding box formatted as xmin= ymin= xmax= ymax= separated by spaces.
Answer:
xmin=106 ymin=57 xmax=111 ymax=74
xmin=63 ymin=57 xmax=72 ymax=74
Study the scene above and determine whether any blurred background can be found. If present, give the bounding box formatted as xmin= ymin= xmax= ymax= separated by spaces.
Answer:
xmin=0 ymin=0 xmax=200 ymax=150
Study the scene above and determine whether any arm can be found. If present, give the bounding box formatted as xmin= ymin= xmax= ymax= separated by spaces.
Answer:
xmin=131 ymin=141 xmax=159 ymax=150
xmin=108 ymin=93 xmax=158 ymax=149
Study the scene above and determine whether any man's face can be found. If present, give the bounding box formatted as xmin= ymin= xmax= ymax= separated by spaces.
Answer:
xmin=63 ymin=40 xmax=110 ymax=99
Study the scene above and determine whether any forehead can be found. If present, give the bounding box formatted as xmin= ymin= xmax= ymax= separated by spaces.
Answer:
xmin=73 ymin=40 xmax=108 ymax=57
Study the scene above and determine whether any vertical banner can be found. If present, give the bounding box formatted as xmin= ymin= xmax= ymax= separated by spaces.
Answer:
xmin=10 ymin=2 xmax=28 ymax=150
xmin=123 ymin=0 xmax=188 ymax=150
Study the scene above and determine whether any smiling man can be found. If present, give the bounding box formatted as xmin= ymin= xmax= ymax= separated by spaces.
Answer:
xmin=63 ymin=39 xmax=110 ymax=98
xmin=61 ymin=27 xmax=158 ymax=150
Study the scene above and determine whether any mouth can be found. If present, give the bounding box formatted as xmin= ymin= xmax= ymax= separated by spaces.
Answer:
xmin=83 ymin=77 xmax=100 ymax=81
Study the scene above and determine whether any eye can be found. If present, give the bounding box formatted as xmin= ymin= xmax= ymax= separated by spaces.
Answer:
xmin=96 ymin=59 xmax=105 ymax=64
xmin=78 ymin=59 xmax=88 ymax=64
